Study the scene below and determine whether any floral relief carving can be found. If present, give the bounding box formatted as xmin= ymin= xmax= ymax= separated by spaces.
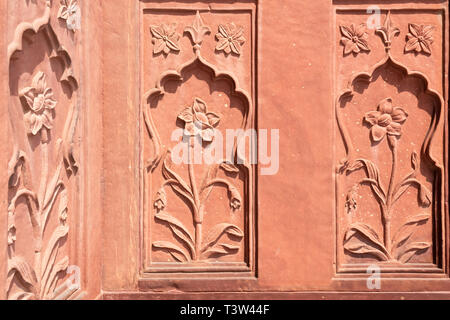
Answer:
xmin=405 ymin=24 xmax=434 ymax=55
xmin=7 ymin=0 xmax=84 ymax=300
xmin=20 ymin=72 xmax=57 ymax=136
xmin=336 ymin=11 xmax=445 ymax=270
xmin=375 ymin=11 xmax=400 ymax=49
xmin=215 ymin=23 xmax=246 ymax=56
xmin=143 ymin=11 xmax=254 ymax=272
xmin=340 ymin=23 xmax=370 ymax=55
xmin=57 ymin=0 xmax=80 ymax=31
xmin=152 ymin=98 xmax=244 ymax=262
xmin=342 ymin=97 xmax=432 ymax=263
xmin=150 ymin=23 xmax=181 ymax=55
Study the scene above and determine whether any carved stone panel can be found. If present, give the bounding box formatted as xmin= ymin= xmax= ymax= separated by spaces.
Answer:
xmin=140 ymin=2 xmax=256 ymax=279
xmin=6 ymin=0 xmax=84 ymax=300
xmin=335 ymin=7 xmax=447 ymax=276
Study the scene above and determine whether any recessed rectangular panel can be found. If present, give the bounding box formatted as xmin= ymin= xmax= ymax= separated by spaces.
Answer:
xmin=334 ymin=5 xmax=447 ymax=276
xmin=140 ymin=1 xmax=257 ymax=279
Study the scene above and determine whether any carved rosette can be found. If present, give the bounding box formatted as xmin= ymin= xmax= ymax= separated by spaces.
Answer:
xmin=142 ymin=8 xmax=255 ymax=276
xmin=7 ymin=0 xmax=84 ymax=299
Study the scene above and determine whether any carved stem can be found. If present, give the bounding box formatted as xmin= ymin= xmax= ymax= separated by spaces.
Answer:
xmin=384 ymin=136 xmax=398 ymax=255
xmin=188 ymin=137 xmax=202 ymax=260
xmin=36 ymin=128 xmax=50 ymax=297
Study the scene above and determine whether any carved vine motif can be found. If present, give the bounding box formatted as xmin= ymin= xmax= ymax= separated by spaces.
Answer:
xmin=339 ymin=23 xmax=370 ymax=55
xmin=342 ymin=98 xmax=432 ymax=263
xmin=215 ymin=23 xmax=246 ymax=56
xmin=144 ymin=12 xmax=252 ymax=265
xmin=405 ymin=24 xmax=434 ymax=55
xmin=7 ymin=0 xmax=83 ymax=300
xmin=150 ymin=23 xmax=181 ymax=55
xmin=152 ymin=98 xmax=243 ymax=262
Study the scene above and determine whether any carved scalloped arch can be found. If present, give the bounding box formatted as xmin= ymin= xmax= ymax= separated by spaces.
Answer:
xmin=143 ymin=53 xmax=253 ymax=171
xmin=336 ymin=53 xmax=444 ymax=174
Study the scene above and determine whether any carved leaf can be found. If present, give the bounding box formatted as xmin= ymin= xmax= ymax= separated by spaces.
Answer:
xmin=397 ymin=242 xmax=431 ymax=263
xmin=8 ymin=256 xmax=37 ymax=289
xmin=43 ymin=256 xmax=69 ymax=298
xmin=204 ymin=243 xmax=240 ymax=257
xmin=349 ymin=159 xmax=386 ymax=204
xmin=392 ymin=214 xmax=430 ymax=251
xmin=220 ymin=162 xmax=240 ymax=174
xmin=344 ymin=223 xmax=389 ymax=260
xmin=41 ymin=225 xmax=69 ymax=286
xmin=155 ymin=213 xmax=195 ymax=258
xmin=202 ymin=223 xmax=244 ymax=252
xmin=153 ymin=241 xmax=190 ymax=262
xmin=162 ymin=155 xmax=193 ymax=198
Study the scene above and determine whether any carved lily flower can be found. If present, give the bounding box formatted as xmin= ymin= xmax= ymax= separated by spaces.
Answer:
xmin=150 ymin=23 xmax=180 ymax=55
xmin=178 ymin=98 xmax=221 ymax=142
xmin=154 ymin=189 xmax=167 ymax=211
xmin=340 ymin=23 xmax=370 ymax=55
xmin=20 ymin=72 xmax=57 ymax=135
xmin=405 ymin=24 xmax=434 ymax=54
xmin=364 ymin=98 xmax=408 ymax=142
xmin=215 ymin=23 xmax=246 ymax=55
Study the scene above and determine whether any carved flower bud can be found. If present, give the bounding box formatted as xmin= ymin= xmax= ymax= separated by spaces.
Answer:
xmin=7 ymin=209 xmax=15 ymax=245
xmin=419 ymin=186 xmax=432 ymax=208
xmin=229 ymin=186 xmax=242 ymax=211
xmin=7 ymin=226 xmax=16 ymax=245
xmin=154 ymin=189 xmax=167 ymax=212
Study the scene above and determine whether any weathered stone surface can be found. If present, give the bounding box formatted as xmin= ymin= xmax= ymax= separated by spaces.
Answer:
xmin=0 ymin=0 xmax=449 ymax=300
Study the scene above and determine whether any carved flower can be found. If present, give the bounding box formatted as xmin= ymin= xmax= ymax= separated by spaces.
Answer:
xmin=340 ymin=23 xmax=370 ymax=55
xmin=154 ymin=189 xmax=167 ymax=211
xmin=215 ymin=23 xmax=246 ymax=55
xmin=150 ymin=23 xmax=180 ymax=55
xmin=364 ymin=98 xmax=408 ymax=142
xmin=20 ymin=72 xmax=57 ymax=135
xmin=178 ymin=98 xmax=221 ymax=142
xmin=58 ymin=0 xmax=80 ymax=30
xmin=229 ymin=186 xmax=242 ymax=211
xmin=405 ymin=24 xmax=434 ymax=54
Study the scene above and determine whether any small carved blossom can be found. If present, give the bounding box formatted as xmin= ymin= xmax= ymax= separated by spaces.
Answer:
xmin=178 ymin=98 xmax=221 ymax=143
xmin=20 ymin=72 xmax=57 ymax=135
xmin=345 ymin=185 xmax=358 ymax=215
xmin=150 ymin=23 xmax=180 ymax=55
xmin=154 ymin=189 xmax=167 ymax=211
xmin=405 ymin=24 xmax=434 ymax=55
xmin=8 ymin=226 xmax=16 ymax=245
xmin=364 ymin=98 xmax=408 ymax=142
xmin=215 ymin=23 xmax=246 ymax=55
xmin=340 ymin=23 xmax=370 ymax=55
xmin=58 ymin=0 xmax=80 ymax=31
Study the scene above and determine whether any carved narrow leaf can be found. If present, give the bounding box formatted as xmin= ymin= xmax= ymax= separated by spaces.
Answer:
xmin=155 ymin=213 xmax=195 ymax=258
xmin=8 ymin=256 xmax=37 ymax=289
xmin=202 ymin=223 xmax=244 ymax=252
xmin=153 ymin=241 xmax=190 ymax=262
xmin=397 ymin=242 xmax=431 ymax=263
xmin=392 ymin=214 xmax=430 ymax=250
xmin=344 ymin=223 xmax=389 ymax=259
xmin=204 ymin=243 xmax=240 ymax=257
